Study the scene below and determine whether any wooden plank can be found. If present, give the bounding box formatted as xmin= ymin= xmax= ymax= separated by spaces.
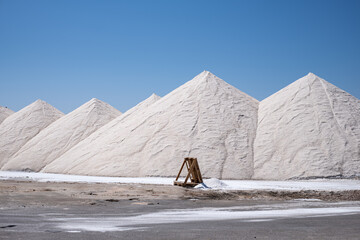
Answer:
xmin=183 ymin=168 xmax=192 ymax=185
xmin=188 ymin=159 xmax=198 ymax=183
xmin=175 ymin=159 xmax=186 ymax=181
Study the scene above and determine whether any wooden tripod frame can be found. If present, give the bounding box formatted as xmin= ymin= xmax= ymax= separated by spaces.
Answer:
xmin=174 ymin=157 xmax=203 ymax=187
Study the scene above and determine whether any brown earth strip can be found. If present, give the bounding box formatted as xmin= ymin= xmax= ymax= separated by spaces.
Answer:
xmin=0 ymin=180 xmax=359 ymax=209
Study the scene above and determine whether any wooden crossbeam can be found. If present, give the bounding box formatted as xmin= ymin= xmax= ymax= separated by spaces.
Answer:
xmin=174 ymin=157 xmax=203 ymax=187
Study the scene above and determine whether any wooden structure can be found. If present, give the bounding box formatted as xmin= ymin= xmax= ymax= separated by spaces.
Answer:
xmin=174 ymin=157 xmax=203 ymax=187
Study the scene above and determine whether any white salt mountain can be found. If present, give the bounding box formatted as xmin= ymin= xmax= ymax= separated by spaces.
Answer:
xmin=253 ymin=73 xmax=360 ymax=180
xmin=42 ymin=93 xmax=162 ymax=174
xmin=0 ymin=106 xmax=14 ymax=124
xmin=2 ymin=98 xmax=121 ymax=172
xmin=0 ymin=100 xmax=64 ymax=167
xmin=43 ymin=71 xmax=259 ymax=179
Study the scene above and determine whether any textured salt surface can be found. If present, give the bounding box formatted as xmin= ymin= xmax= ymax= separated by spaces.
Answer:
xmin=253 ymin=73 xmax=360 ymax=180
xmin=0 ymin=100 xmax=64 ymax=167
xmin=2 ymin=98 xmax=121 ymax=172
xmin=42 ymin=93 xmax=161 ymax=173
xmin=1 ymin=72 xmax=359 ymax=180
xmin=43 ymin=71 xmax=259 ymax=179
xmin=0 ymin=106 xmax=14 ymax=124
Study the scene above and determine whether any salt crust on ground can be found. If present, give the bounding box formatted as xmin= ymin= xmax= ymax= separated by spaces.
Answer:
xmin=0 ymin=100 xmax=64 ymax=167
xmin=253 ymin=73 xmax=360 ymax=180
xmin=56 ymin=205 xmax=360 ymax=232
xmin=0 ymin=106 xmax=14 ymax=124
xmin=2 ymin=98 xmax=121 ymax=172
xmin=43 ymin=71 xmax=259 ymax=179
xmin=1 ymin=171 xmax=360 ymax=191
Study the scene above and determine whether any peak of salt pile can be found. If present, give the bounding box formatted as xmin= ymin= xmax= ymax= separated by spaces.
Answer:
xmin=43 ymin=71 xmax=259 ymax=179
xmin=2 ymin=98 xmax=121 ymax=172
xmin=0 ymin=100 xmax=64 ymax=167
xmin=119 ymin=93 xmax=161 ymax=122
xmin=253 ymin=73 xmax=360 ymax=180
xmin=0 ymin=106 xmax=14 ymax=124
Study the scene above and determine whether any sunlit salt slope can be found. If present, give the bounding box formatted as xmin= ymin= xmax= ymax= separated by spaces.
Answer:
xmin=43 ymin=71 xmax=259 ymax=179
xmin=0 ymin=100 xmax=64 ymax=167
xmin=42 ymin=93 xmax=161 ymax=174
xmin=2 ymin=98 xmax=121 ymax=172
xmin=0 ymin=106 xmax=14 ymax=124
xmin=253 ymin=73 xmax=360 ymax=180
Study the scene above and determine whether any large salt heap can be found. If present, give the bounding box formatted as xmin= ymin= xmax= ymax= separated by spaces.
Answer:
xmin=43 ymin=71 xmax=259 ymax=179
xmin=42 ymin=93 xmax=162 ymax=175
xmin=2 ymin=98 xmax=121 ymax=172
xmin=0 ymin=106 xmax=14 ymax=124
xmin=253 ymin=73 xmax=360 ymax=180
xmin=0 ymin=100 xmax=64 ymax=167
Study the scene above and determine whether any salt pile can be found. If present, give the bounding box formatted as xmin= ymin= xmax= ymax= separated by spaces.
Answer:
xmin=1 ymin=72 xmax=359 ymax=180
xmin=253 ymin=73 xmax=360 ymax=180
xmin=43 ymin=71 xmax=259 ymax=179
xmin=42 ymin=93 xmax=161 ymax=173
xmin=195 ymin=178 xmax=229 ymax=189
xmin=0 ymin=106 xmax=14 ymax=124
xmin=2 ymin=98 xmax=121 ymax=172
xmin=0 ymin=100 xmax=64 ymax=167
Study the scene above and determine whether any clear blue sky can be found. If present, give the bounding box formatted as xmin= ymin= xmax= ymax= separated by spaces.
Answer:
xmin=1 ymin=0 xmax=359 ymax=113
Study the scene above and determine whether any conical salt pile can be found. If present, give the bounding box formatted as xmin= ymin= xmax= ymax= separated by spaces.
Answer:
xmin=2 ymin=98 xmax=121 ymax=172
xmin=0 ymin=100 xmax=64 ymax=167
xmin=42 ymin=93 xmax=162 ymax=174
xmin=253 ymin=73 xmax=360 ymax=180
xmin=43 ymin=71 xmax=259 ymax=179
xmin=0 ymin=106 xmax=14 ymax=124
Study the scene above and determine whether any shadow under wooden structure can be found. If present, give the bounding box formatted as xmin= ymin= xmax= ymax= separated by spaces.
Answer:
xmin=174 ymin=157 xmax=203 ymax=187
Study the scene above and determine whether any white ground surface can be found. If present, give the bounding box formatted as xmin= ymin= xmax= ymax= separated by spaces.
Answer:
xmin=1 ymin=171 xmax=360 ymax=191
xmin=54 ymin=201 xmax=360 ymax=232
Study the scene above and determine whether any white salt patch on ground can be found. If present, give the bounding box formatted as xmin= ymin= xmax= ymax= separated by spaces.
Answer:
xmin=292 ymin=199 xmax=323 ymax=202
xmin=0 ymin=171 xmax=174 ymax=185
xmin=243 ymin=219 xmax=274 ymax=222
xmin=1 ymin=171 xmax=360 ymax=191
xmin=221 ymin=179 xmax=360 ymax=191
xmin=54 ymin=204 xmax=360 ymax=232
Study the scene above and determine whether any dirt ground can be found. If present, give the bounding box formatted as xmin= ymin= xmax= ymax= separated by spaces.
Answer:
xmin=1 ymin=180 xmax=360 ymax=240
xmin=0 ymin=180 xmax=360 ymax=209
